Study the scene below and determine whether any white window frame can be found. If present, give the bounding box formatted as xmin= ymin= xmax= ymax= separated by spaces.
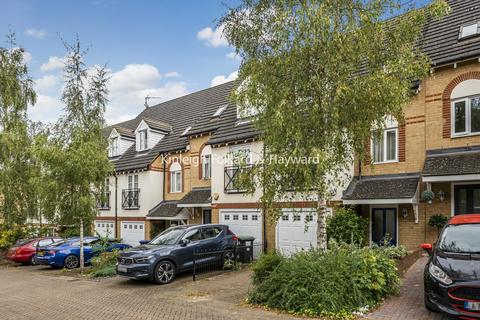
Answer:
xmin=170 ymin=162 xmax=182 ymax=193
xmin=138 ymin=130 xmax=148 ymax=151
xmin=228 ymin=145 xmax=252 ymax=166
xmin=109 ymin=137 xmax=119 ymax=157
xmin=127 ymin=174 xmax=139 ymax=190
xmin=451 ymin=96 xmax=480 ymax=138
xmin=371 ymin=128 xmax=398 ymax=164
xmin=201 ymin=146 xmax=212 ymax=180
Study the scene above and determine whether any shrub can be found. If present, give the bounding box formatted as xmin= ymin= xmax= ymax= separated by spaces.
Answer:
xmin=0 ymin=227 xmax=27 ymax=249
xmin=327 ymin=207 xmax=368 ymax=246
xmin=251 ymin=251 xmax=285 ymax=285
xmin=248 ymin=244 xmax=400 ymax=317
xmin=89 ymin=250 xmax=120 ymax=277
xmin=429 ymin=214 xmax=448 ymax=234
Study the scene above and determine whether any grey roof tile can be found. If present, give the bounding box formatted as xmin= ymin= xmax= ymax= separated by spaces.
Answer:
xmin=147 ymin=200 xmax=180 ymax=218
xmin=423 ymin=145 xmax=480 ymax=176
xmin=178 ymin=187 xmax=211 ymax=205
xmin=343 ymin=173 xmax=420 ymax=200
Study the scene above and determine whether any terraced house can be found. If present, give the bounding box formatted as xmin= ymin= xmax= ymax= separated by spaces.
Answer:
xmin=343 ymin=0 xmax=480 ymax=250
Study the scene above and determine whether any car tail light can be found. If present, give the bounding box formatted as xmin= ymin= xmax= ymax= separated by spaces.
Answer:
xmin=15 ymin=248 xmax=24 ymax=254
xmin=48 ymin=250 xmax=56 ymax=255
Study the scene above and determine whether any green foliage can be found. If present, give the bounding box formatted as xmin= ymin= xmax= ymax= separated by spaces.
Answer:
xmin=251 ymin=251 xmax=285 ymax=285
xmin=220 ymin=0 xmax=449 ymax=249
xmin=327 ymin=207 xmax=368 ymax=246
xmin=429 ymin=214 xmax=448 ymax=230
xmin=61 ymin=227 xmax=80 ymax=238
xmin=421 ymin=190 xmax=435 ymax=202
xmin=372 ymin=242 xmax=408 ymax=260
xmin=0 ymin=228 xmax=25 ymax=249
xmin=89 ymin=250 xmax=119 ymax=277
xmin=248 ymin=245 xmax=400 ymax=317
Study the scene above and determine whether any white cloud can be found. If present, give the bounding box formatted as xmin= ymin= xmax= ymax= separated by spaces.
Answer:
xmin=40 ymin=56 xmax=64 ymax=72
xmin=165 ymin=71 xmax=179 ymax=78
xmin=197 ymin=25 xmax=228 ymax=47
xmin=24 ymin=28 xmax=46 ymax=39
xmin=211 ymin=71 xmax=238 ymax=87
xmin=109 ymin=64 xmax=161 ymax=94
xmin=34 ymin=75 xmax=59 ymax=93
xmin=226 ymin=51 xmax=241 ymax=61
xmin=28 ymin=94 xmax=64 ymax=123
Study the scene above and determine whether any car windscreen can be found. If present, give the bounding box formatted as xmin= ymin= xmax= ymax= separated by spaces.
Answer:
xmin=49 ymin=240 xmax=67 ymax=247
xmin=149 ymin=228 xmax=186 ymax=245
xmin=438 ymin=224 xmax=480 ymax=253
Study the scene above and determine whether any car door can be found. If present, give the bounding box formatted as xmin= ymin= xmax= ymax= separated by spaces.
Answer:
xmin=176 ymin=228 xmax=207 ymax=270
xmin=199 ymin=226 xmax=225 ymax=264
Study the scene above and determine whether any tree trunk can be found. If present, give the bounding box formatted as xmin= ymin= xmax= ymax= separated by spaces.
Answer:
xmin=316 ymin=193 xmax=327 ymax=251
xmin=79 ymin=218 xmax=84 ymax=273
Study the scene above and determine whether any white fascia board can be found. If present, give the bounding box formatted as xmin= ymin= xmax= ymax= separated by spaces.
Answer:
xmin=422 ymin=174 xmax=480 ymax=182
xmin=176 ymin=203 xmax=211 ymax=208
xmin=343 ymin=198 xmax=415 ymax=205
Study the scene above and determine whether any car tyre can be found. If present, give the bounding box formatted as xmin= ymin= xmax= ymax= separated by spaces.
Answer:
xmin=28 ymin=255 xmax=36 ymax=266
xmin=153 ymin=260 xmax=176 ymax=285
xmin=64 ymin=254 xmax=80 ymax=269
xmin=222 ymin=250 xmax=236 ymax=269
xmin=424 ymin=294 xmax=435 ymax=312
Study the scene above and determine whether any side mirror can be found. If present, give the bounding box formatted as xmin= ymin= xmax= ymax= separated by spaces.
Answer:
xmin=179 ymin=239 xmax=190 ymax=247
xmin=139 ymin=240 xmax=150 ymax=245
xmin=420 ymin=243 xmax=433 ymax=254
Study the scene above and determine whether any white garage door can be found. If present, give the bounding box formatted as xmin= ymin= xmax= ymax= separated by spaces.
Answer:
xmin=121 ymin=222 xmax=145 ymax=246
xmin=220 ymin=210 xmax=262 ymax=258
xmin=276 ymin=209 xmax=321 ymax=256
xmin=95 ymin=221 xmax=115 ymax=238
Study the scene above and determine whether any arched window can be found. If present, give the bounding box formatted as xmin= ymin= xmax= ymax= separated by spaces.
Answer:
xmin=170 ymin=161 xmax=182 ymax=193
xmin=451 ymin=79 xmax=480 ymax=137
xmin=371 ymin=116 xmax=398 ymax=164
xmin=200 ymin=145 xmax=212 ymax=179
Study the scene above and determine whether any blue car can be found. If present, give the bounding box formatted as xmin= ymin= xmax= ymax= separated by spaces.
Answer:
xmin=36 ymin=236 xmax=131 ymax=269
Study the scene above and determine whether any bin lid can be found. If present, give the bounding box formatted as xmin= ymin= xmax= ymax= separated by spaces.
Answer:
xmin=237 ymin=235 xmax=255 ymax=241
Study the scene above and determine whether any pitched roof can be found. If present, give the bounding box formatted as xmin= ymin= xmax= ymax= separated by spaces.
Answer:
xmin=142 ymin=117 xmax=172 ymax=133
xmin=423 ymin=145 xmax=480 ymax=176
xmin=147 ymin=201 xmax=180 ymax=218
xmin=342 ymin=173 xmax=420 ymax=200
xmin=177 ymin=187 xmax=211 ymax=206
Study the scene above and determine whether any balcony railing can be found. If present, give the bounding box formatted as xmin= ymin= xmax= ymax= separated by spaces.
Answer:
xmin=224 ymin=165 xmax=254 ymax=194
xmin=97 ymin=192 xmax=110 ymax=210
xmin=122 ymin=189 xmax=140 ymax=209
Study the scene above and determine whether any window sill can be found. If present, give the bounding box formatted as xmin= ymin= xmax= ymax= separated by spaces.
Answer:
xmin=170 ymin=191 xmax=182 ymax=194
xmin=371 ymin=160 xmax=399 ymax=165
xmin=451 ymin=132 xmax=480 ymax=139
xmin=98 ymin=208 xmax=111 ymax=211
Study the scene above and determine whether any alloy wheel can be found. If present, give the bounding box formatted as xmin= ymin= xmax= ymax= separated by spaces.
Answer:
xmin=64 ymin=255 xmax=79 ymax=269
xmin=156 ymin=262 xmax=175 ymax=284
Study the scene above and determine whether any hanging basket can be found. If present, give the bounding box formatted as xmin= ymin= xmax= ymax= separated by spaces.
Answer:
xmin=421 ymin=190 xmax=435 ymax=204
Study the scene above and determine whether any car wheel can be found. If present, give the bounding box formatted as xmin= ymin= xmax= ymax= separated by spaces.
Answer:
xmin=153 ymin=261 xmax=175 ymax=285
xmin=223 ymin=250 xmax=236 ymax=268
xmin=28 ymin=255 xmax=36 ymax=266
xmin=424 ymin=294 xmax=435 ymax=312
xmin=64 ymin=255 xmax=80 ymax=269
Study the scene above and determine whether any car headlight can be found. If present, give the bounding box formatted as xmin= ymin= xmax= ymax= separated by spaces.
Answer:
xmin=429 ymin=263 xmax=452 ymax=285
xmin=134 ymin=255 xmax=154 ymax=264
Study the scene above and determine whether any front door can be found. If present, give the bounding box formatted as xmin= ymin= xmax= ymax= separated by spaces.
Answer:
xmin=202 ymin=209 xmax=212 ymax=224
xmin=371 ymin=208 xmax=397 ymax=246
xmin=454 ymin=184 xmax=480 ymax=215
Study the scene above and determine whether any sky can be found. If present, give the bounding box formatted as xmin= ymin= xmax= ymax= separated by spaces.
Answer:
xmin=0 ymin=0 xmax=241 ymax=125
xmin=0 ymin=0 xmax=432 ymax=125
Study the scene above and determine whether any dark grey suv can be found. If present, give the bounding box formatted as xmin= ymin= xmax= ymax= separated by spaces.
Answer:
xmin=117 ymin=224 xmax=238 ymax=284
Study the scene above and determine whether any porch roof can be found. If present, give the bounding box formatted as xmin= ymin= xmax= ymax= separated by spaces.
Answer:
xmin=423 ymin=146 xmax=480 ymax=182
xmin=342 ymin=173 xmax=420 ymax=204
xmin=147 ymin=200 xmax=181 ymax=219
xmin=177 ymin=187 xmax=211 ymax=208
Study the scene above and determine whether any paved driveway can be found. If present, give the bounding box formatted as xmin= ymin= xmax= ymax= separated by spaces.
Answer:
xmin=0 ymin=264 xmax=298 ymax=320
xmin=366 ymin=257 xmax=450 ymax=320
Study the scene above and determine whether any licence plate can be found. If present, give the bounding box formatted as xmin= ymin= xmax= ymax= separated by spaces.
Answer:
xmin=37 ymin=252 xmax=44 ymax=256
xmin=117 ymin=265 xmax=128 ymax=273
xmin=464 ymin=301 xmax=480 ymax=311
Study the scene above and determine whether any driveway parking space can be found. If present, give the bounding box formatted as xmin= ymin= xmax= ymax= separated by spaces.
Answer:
xmin=366 ymin=257 xmax=450 ymax=320
xmin=0 ymin=264 xmax=299 ymax=320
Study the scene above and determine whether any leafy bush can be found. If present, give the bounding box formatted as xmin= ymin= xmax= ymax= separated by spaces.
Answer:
xmin=89 ymin=250 xmax=119 ymax=277
xmin=0 ymin=227 xmax=27 ymax=249
xmin=372 ymin=243 xmax=408 ymax=260
xmin=248 ymin=244 xmax=400 ymax=318
xmin=327 ymin=207 xmax=368 ymax=246
xmin=429 ymin=214 xmax=448 ymax=232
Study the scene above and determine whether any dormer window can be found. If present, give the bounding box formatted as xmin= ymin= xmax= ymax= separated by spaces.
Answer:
xmin=138 ymin=129 xmax=148 ymax=151
xmin=109 ymin=136 xmax=119 ymax=157
xmin=459 ymin=23 xmax=479 ymax=40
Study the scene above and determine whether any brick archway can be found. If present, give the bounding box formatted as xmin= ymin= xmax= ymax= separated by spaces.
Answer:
xmin=442 ymin=71 xmax=480 ymax=138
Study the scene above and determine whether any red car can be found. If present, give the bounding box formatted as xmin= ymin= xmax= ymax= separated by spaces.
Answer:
xmin=6 ymin=237 xmax=62 ymax=265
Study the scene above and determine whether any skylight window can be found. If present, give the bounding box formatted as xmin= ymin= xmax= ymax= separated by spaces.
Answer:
xmin=181 ymin=126 xmax=192 ymax=136
xmin=459 ymin=23 xmax=479 ymax=40
xmin=212 ymin=105 xmax=227 ymax=117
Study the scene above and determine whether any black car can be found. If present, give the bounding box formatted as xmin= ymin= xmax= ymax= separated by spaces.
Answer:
xmin=117 ymin=224 xmax=238 ymax=284
xmin=422 ymin=214 xmax=480 ymax=319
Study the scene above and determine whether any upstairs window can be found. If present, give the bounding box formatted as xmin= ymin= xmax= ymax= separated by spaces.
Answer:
xmin=212 ymin=105 xmax=227 ymax=117
xmin=109 ymin=137 xmax=119 ymax=157
xmin=138 ymin=130 xmax=148 ymax=151
xmin=201 ymin=145 xmax=212 ymax=179
xmin=170 ymin=162 xmax=182 ymax=193
xmin=459 ymin=23 xmax=479 ymax=40
xmin=371 ymin=128 xmax=398 ymax=163
xmin=127 ymin=174 xmax=139 ymax=190
xmin=452 ymin=97 xmax=480 ymax=136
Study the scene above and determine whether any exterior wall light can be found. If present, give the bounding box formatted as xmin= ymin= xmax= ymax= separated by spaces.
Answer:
xmin=437 ymin=190 xmax=446 ymax=202
xmin=402 ymin=207 xmax=408 ymax=219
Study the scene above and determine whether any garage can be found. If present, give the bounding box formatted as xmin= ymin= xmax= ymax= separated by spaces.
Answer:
xmin=276 ymin=209 xmax=331 ymax=256
xmin=220 ymin=209 xmax=262 ymax=257
xmin=120 ymin=221 xmax=145 ymax=246
xmin=95 ymin=221 xmax=115 ymax=238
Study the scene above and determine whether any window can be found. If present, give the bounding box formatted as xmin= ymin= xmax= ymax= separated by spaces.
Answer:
xmin=181 ymin=126 xmax=191 ymax=136
xmin=170 ymin=162 xmax=182 ymax=193
xmin=182 ymin=228 xmax=202 ymax=242
xmin=252 ymin=215 xmax=258 ymax=221
xmin=212 ymin=105 xmax=227 ymax=117
xmin=201 ymin=145 xmax=212 ymax=179
xmin=459 ymin=23 xmax=479 ymax=40
xmin=109 ymin=137 xmax=119 ymax=157
xmin=202 ymin=227 xmax=222 ymax=239
xmin=281 ymin=215 xmax=289 ymax=221
xmin=305 ymin=214 xmax=314 ymax=222
xmin=371 ymin=128 xmax=398 ymax=163
xmin=233 ymin=215 xmax=239 ymax=220
xmin=242 ymin=214 xmax=248 ymax=221
xmin=293 ymin=215 xmax=301 ymax=221
xmin=138 ymin=130 xmax=148 ymax=151
xmin=224 ymin=214 xmax=230 ymax=220
xmin=452 ymin=97 xmax=480 ymax=136
xmin=229 ymin=146 xmax=251 ymax=166
xmin=128 ymin=175 xmax=139 ymax=190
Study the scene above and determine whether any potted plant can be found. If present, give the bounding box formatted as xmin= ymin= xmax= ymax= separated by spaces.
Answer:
xmin=421 ymin=190 xmax=435 ymax=204
xmin=429 ymin=214 xmax=448 ymax=236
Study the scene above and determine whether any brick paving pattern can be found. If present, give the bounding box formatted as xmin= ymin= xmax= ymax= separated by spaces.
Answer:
xmin=367 ymin=257 xmax=450 ymax=320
